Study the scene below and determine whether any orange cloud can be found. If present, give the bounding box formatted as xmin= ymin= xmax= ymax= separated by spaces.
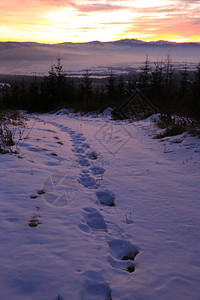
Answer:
xmin=72 ymin=3 xmax=128 ymax=13
xmin=0 ymin=0 xmax=200 ymax=43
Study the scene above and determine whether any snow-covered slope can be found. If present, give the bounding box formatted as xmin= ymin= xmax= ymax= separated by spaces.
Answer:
xmin=0 ymin=113 xmax=200 ymax=299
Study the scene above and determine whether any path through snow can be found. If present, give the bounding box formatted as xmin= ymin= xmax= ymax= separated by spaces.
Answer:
xmin=0 ymin=113 xmax=200 ymax=300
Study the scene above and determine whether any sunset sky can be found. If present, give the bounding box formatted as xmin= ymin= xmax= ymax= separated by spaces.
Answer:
xmin=0 ymin=0 xmax=200 ymax=43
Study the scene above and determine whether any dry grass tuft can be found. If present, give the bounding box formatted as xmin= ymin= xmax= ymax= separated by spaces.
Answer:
xmin=0 ymin=110 xmax=27 ymax=154
xmin=153 ymin=114 xmax=200 ymax=139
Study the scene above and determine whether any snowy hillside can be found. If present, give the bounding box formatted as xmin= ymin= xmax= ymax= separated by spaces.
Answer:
xmin=0 ymin=112 xmax=200 ymax=299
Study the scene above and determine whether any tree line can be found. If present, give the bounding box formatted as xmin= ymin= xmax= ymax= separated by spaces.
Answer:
xmin=0 ymin=56 xmax=200 ymax=122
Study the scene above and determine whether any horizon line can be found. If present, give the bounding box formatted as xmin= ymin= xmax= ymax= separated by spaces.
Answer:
xmin=1 ymin=38 xmax=200 ymax=45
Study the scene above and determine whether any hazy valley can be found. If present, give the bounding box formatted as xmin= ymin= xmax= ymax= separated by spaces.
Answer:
xmin=1 ymin=39 xmax=200 ymax=75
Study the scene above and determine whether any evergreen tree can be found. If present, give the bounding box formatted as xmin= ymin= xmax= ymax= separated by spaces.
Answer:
xmin=150 ymin=61 xmax=164 ymax=105
xmin=116 ymin=75 xmax=126 ymax=103
xmin=139 ymin=55 xmax=151 ymax=90
xmin=191 ymin=62 xmax=200 ymax=120
xmin=126 ymin=76 xmax=137 ymax=96
xmin=27 ymin=76 xmax=40 ymax=112
xmin=42 ymin=56 xmax=67 ymax=111
xmin=106 ymin=72 xmax=116 ymax=105
xmin=164 ymin=55 xmax=173 ymax=90
xmin=179 ymin=61 xmax=189 ymax=98
xmin=10 ymin=82 xmax=20 ymax=109
xmin=80 ymin=70 xmax=93 ymax=111
xmin=163 ymin=55 xmax=174 ymax=111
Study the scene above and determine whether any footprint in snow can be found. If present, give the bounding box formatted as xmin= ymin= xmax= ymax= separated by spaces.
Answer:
xmin=107 ymin=239 xmax=139 ymax=273
xmin=81 ymin=207 xmax=107 ymax=232
xmin=68 ymin=130 xmax=76 ymax=134
xmin=81 ymin=270 xmax=112 ymax=300
xmin=28 ymin=215 xmax=42 ymax=227
xmin=7 ymin=217 xmax=19 ymax=223
xmin=26 ymin=146 xmax=41 ymax=153
xmin=79 ymin=174 xmax=99 ymax=189
xmin=76 ymin=156 xmax=90 ymax=167
xmin=108 ymin=239 xmax=139 ymax=261
xmin=78 ymin=223 xmax=91 ymax=234
xmin=86 ymin=151 xmax=98 ymax=160
xmin=81 ymin=142 xmax=90 ymax=149
xmin=43 ymin=161 xmax=60 ymax=167
xmin=90 ymin=166 xmax=105 ymax=176
xmin=81 ymin=169 xmax=90 ymax=174
xmin=107 ymin=255 xmax=135 ymax=273
xmin=73 ymin=136 xmax=86 ymax=142
xmin=72 ymin=140 xmax=85 ymax=147
xmin=96 ymin=190 xmax=115 ymax=207
xmin=73 ymin=147 xmax=85 ymax=154
xmin=38 ymin=128 xmax=56 ymax=133
xmin=30 ymin=192 xmax=38 ymax=199
xmin=73 ymin=133 xmax=83 ymax=138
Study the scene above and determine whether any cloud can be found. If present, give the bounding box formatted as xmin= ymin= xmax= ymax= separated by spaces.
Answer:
xmin=32 ymin=0 xmax=73 ymax=6
xmin=71 ymin=3 xmax=128 ymax=13
xmin=180 ymin=0 xmax=200 ymax=2
xmin=133 ymin=6 xmax=181 ymax=14
xmin=100 ymin=22 xmax=131 ymax=25
xmin=0 ymin=0 xmax=200 ymax=43
xmin=191 ymin=18 xmax=200 ymax=25
xmin=125 ymin=14 xmax=200 ymax=41
xmin=126 ymin=0 xmax=200 ymax=35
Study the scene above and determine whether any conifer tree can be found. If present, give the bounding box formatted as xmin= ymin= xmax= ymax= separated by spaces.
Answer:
xmin=139 ymin=55 xmax=151 ymax=90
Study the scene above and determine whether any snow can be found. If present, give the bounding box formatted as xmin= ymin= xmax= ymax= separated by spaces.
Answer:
xmin=102 ymin=108 xmax=113 ymax=118
xmin=83 ymin=207 xmax=107 ymax=231
xmin=0 ymin=82 xmax=11 ymax=88
xmin=96 ymin=189 xmax=116 ymax=206
xmin=0 ymin=112 xmax=200 ymax=299
xmin=56 ymin=108 xmax=72 ymax=115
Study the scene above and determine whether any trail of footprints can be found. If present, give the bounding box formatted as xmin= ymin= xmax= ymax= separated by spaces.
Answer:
xmin=33 ymin=118 xmax=139 ymax=299
xmin=28 ymin=206 xmax=41 ymax=227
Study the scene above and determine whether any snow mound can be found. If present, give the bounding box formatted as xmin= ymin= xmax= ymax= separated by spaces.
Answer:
xmin=56 ymin=108 xmax=72 ymax=115
xmin=142 ymin=113 xmax=161 ymax=122
xmin=102 ymin=107 xmax=113 ymax=118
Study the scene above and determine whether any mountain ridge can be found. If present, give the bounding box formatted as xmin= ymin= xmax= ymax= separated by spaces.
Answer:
xmin=0 ymin=39 xmax=200 ymax=75
xmin=0 ymin=38 xmax=200 ymax=47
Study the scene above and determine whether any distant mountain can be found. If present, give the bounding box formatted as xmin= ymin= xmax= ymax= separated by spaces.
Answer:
xmin=0 ymin=39 xmax=200 ymax=75
xmin=1 ymin=38 xmax=200 ymax=48
xmin=56 ymin=38 xmax=200 ymax=47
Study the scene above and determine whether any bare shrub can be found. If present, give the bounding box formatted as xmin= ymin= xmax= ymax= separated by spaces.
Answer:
xmin=154 ymin=114 xmax=200 ymax=138
xmin=0 ymin=110 xmax=26 ymax=154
